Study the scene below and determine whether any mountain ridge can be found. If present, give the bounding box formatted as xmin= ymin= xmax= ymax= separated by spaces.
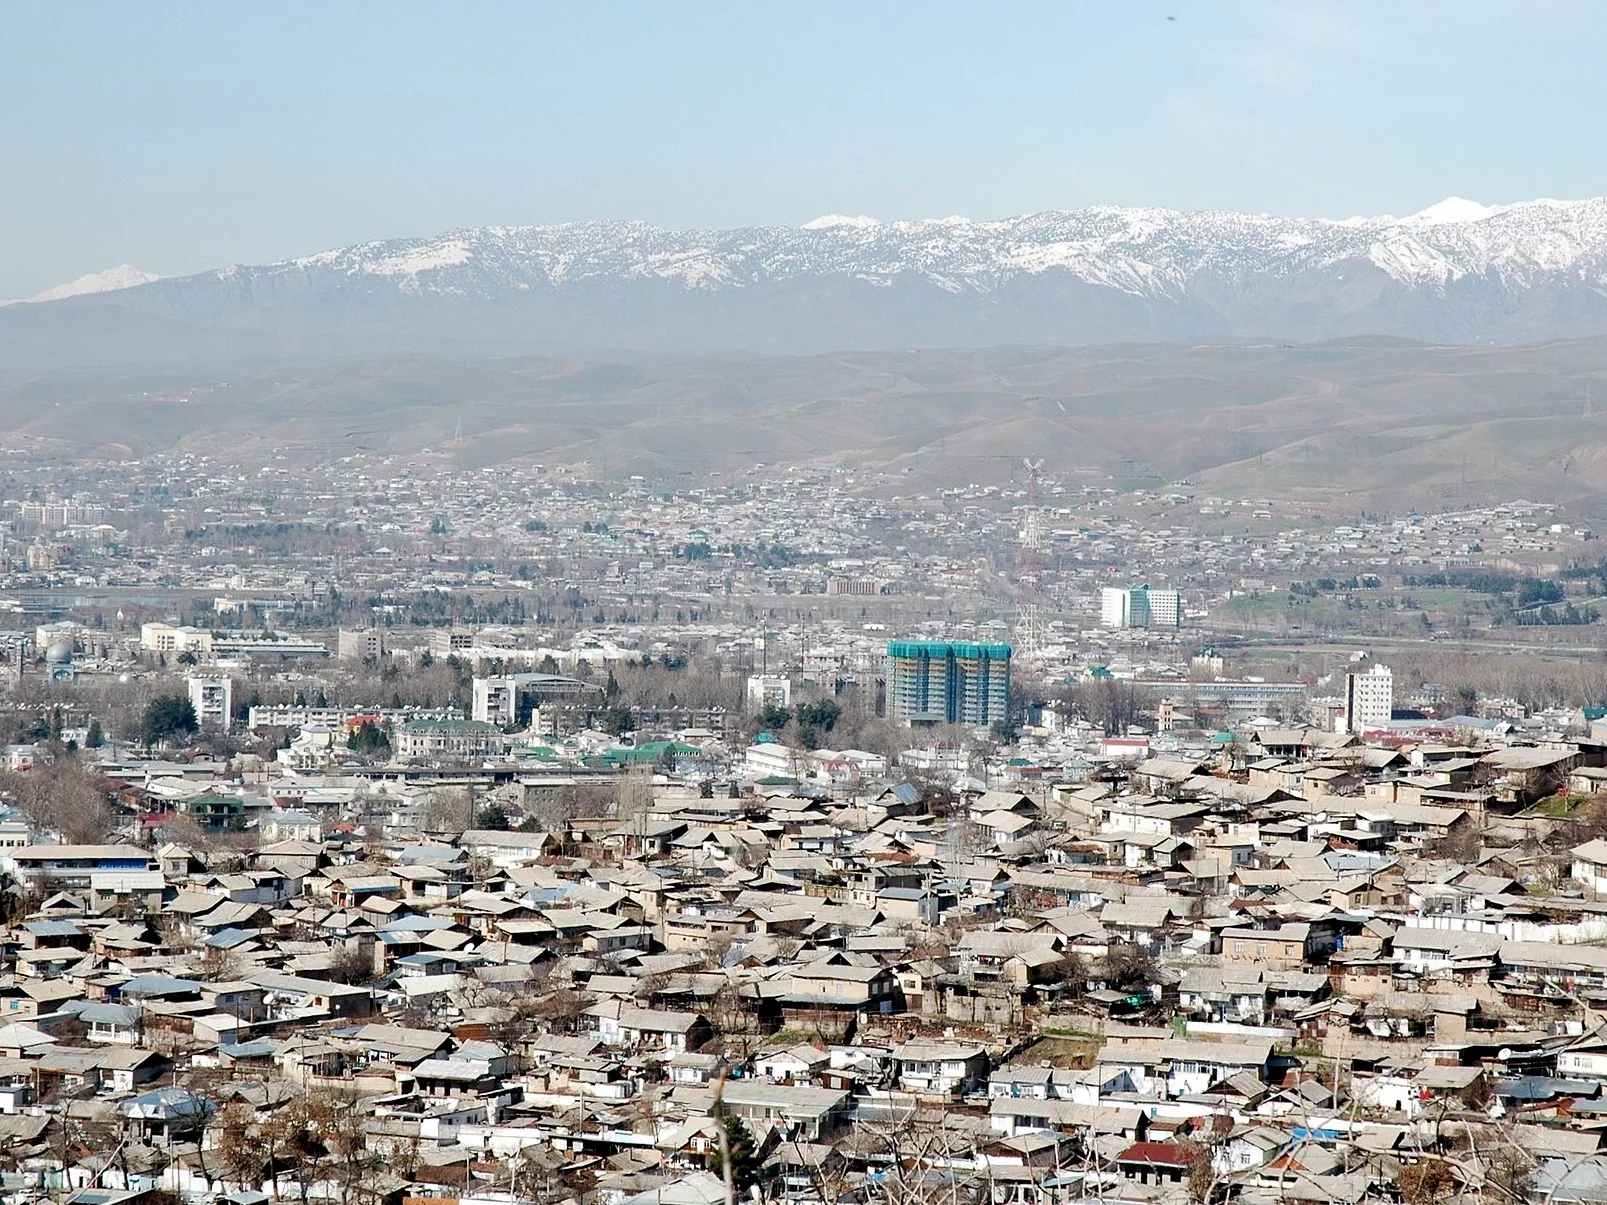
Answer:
xmin=11 ymin=197 xmax=1607 ymax=367
xmin=232 ymin=196 xmax=1607 ymax=294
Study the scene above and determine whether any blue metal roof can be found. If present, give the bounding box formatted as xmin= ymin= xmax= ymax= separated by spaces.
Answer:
xmin=119 ymin=974 xmax=202 ymax=997
xmin=220 ymin=1040 xmax=281 ymax=1059
xmin=397 ymin=951 xmax=454 ymax=966
xmin=206 ymin=928 xmax=259 ymax=950
xmin=79 ymin=1002 xmax=140 ymax=1025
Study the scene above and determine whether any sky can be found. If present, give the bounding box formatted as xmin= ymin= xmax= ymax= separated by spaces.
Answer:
xmin=3 ymin=1 xmax=1606 ymax=296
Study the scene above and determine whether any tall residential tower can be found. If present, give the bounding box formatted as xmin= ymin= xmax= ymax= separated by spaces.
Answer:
xmin=886 ymin=640 xmax=1011 ymax=727
xmin=1344 ymin=663 xmax=1394 ymax=733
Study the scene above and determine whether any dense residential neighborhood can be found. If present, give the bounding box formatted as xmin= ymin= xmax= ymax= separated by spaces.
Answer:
xmin=1 ymin=704 xmax=1607 ymax=1204
xmin=0 ymin=273 xmax=1605 ymax=1205
xmin=1 ymin=441 xmax=1606 ymax=1205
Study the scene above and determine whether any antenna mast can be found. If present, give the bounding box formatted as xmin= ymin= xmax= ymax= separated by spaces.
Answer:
xmin=1015 ymin=458 xmax=1046 ymax=661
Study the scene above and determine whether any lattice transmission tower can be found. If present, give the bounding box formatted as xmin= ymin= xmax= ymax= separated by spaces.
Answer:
xmin=1015 ymin=457 xmax=1046 ymax=661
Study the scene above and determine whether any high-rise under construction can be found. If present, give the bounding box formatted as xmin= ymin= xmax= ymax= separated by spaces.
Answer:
xmin=886 ymin=640 xmax=1011 ymax=727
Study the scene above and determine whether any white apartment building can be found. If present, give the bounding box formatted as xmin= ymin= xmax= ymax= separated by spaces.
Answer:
xmin=1100 ymin=586 xmax=1182 ymax=629
xmin=1100 ymin=587 xmax=1131 ymax=628
xmin=1148 ymin=589 xmax=1183 ymax=628
xmin=187 ymin=675 xmax=234 ymax=731
xmin=746 ymin=675 xmax=792 ymax=710
xmin=471 ymin=672 xmax=600 ymax=724
xmin=1344 ymin=663 xmax=1394 ymax=734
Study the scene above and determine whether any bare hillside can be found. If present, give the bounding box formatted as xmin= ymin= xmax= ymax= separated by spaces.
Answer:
xmin=5 ymin=337 xmax=1607 ymax=514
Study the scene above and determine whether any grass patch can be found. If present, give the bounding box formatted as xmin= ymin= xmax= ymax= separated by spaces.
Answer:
xmin=1523 ymin=795 xmax=1593 ymax=818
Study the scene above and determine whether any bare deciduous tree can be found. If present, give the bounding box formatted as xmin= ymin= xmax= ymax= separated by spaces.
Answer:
xmin=422 ymin=787 xmax=474 ymax=833
xmin=1 ymin=757 xmax=115 ymax=844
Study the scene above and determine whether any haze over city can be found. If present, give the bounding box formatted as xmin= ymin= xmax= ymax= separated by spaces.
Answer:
xmin=4 ymin=7 xmax=1607 ymax=1205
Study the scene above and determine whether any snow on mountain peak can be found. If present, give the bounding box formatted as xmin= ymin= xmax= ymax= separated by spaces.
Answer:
xmin=25 ymin=264 xmax=163 ymax=304
xmin=55 ymin=196 xmax=1607 ymax=314
xmin=0 ymin=264 xmax=164 ymax=307
xmin=25 ymin=199 xmax=1607 ymax=356
xmin=801 ymin=214 xmax=881 ymax=230
xmin=1409 ymin=197 xmax=1499 ymax=225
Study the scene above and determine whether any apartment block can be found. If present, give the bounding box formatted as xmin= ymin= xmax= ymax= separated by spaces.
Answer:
xmin=887 ymin=640 xmax=1010 ymax=727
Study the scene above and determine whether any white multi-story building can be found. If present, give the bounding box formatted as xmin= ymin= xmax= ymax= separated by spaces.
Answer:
xmin=1147 ymin=589 xmax=1183 ymax=628
xmin=1344 ymin=663 xmax=1394 ymax=733
xmin=187 ymin=675 xmax=234 ymax=731
xmin=471 ymin=672 xmax=601 ymax=724
xmin=141 ymin=622 xmax=214 ymax=656
xmin=746 ymin=675 xmax=792 ymax=710
xmin=1100 ymin=586 xmax=1182 ymax=629
xmin=745 ymin=739 xmax=801 ymax=778
xmin=396 ymin=719 xmax=506 ymax=761
xmin=1100 ymin=587 xmax=1131 ymax=628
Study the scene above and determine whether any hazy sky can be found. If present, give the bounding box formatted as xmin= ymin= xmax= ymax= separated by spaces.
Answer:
xmin=4 ymin=1 xmax=1605 ymax=295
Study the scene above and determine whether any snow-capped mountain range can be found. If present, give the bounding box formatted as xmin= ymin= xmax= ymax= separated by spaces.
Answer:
xmin=272 ymin=196 xmax=1607 ymax=297
xmin=11 ymin=197 xmax=1607 ymax=368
